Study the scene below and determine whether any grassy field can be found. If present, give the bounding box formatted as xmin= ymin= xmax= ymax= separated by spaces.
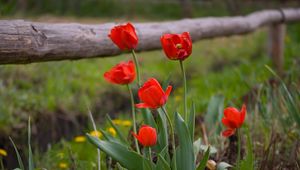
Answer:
xmin=0 ymin=17 xmax=299 ymax=169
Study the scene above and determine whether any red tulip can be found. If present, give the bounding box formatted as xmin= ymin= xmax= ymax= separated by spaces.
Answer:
xmin=104 ymin=60 xmax=135 ymax=85
xmin=132 ymin=125 xmax=157 ymax=147
xmin=161 ymin=32 xmax=192 ymax=61
xmin=108 ymin=22 xmax=138 ymax=50
xmin=135 ymin=78 xmax=172 ymax=109
xmin=221 ymin=104 xmax=246 ymax=137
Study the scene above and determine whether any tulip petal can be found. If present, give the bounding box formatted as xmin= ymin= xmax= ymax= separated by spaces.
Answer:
xmin=135 ymin=103 xmax=150 ymax=109
xmin=122 ymin=30 xmax=138 ymax=49
xmin=138 ymin=78 xmax=165 ymax=108
xmin=109 ymin=28 xmax=126 ymax=50
xmin=221 ymin=117 xmax=238 ymax=129
xmin=161 ymin=35 xmax=179 ymax=59
xmin=131 ymin=132 xmax=143 ymax=145
xmin=239 ymin=104 xmax=246 ymax=127
xmin=224 ymin=107 xmax=240 ymax=127
xmin=222 ymin=129 xmax=235 ymax=137
xmin=103 ymin=60 xmax=135 ymax=85
xmin=108 ymin=23 xmax=138 ymax=50
xmin=165 ymin=85 xmax=172 ymax=98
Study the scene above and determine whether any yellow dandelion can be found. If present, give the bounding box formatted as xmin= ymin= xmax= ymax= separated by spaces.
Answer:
xmin=0 ymin=149 xmax=7 ymax=157
xmin=58 ymin=162 xmax=68 ymax=169
xmin=74 ymin=135 xmax=86 ymax=143
xmin=122 ymin=120 xmax=132 ymax=127
xmin=112 ymin=119 xmax=122 ymax=125
xmin=107 ymin=127 xmax=116 ymax=137
xmin=90 ymin=130 xmax=102 ymax=138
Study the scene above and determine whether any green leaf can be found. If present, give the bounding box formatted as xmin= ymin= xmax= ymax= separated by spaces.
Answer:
xmin=28 ymin=117 xmax=34 ymax=170
xmin=188 ymin=102 xmax=196 ymax=141
xmin=157 ymin=109 xmax=169 ymax=156
xmin=175 ymin=112 xmax=195 ymax=170
xmin=156 ymin=154 xmax=171 ymax=170
xmin=142 ymin=109 xmax=157 ymax=129
xmin=98 ymin=128 xmax=124 ymax=145
xmin=240 ymin=126 xmax=254 ymax=170
xmin=193 ymin=138 xmax=202 ymax=163
xmin=217 ymin=162 xmax=232 ymax=170
xmin=204 ymin=95 xmax=224 ymax=135
xmin=197 ymin=146 xmax=210 ymax=170
xmin=106 ymin=114 xmax=128 ymax=145
xmin=143 ymin=158 xmax=152 ymax=170
xmin=87 ymin=134 xmax=153 ymax=170
xmin=9 ymin=137 xmax=24 ymax=170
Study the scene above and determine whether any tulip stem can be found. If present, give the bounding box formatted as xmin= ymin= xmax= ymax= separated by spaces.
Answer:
xmin=127 ymin=84 xmax=140 ymax=154
xmin=161 ymin=106 xmax=177 ymax=170
xmin=131 ymin=49 xmax=141 ymax=86
xmin=179 ymin=60 xmax=188 ymax=121
xmin=148 ymin=147 xmax=152 ymax=162
xmin=237 ymin=128 xmax=241 ymax=169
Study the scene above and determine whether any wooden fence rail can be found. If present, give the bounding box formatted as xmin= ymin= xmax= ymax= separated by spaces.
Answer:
xmin=0 ymin=8 xmax=300 ymax=69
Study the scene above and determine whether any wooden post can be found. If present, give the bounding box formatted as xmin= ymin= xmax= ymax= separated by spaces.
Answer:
xmin=268 ymin=23 xmax=286 ymax=76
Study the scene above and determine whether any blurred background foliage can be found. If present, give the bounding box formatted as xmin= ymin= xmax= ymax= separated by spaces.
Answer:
xmin=1 ymin=0 xmax=300 ymax=19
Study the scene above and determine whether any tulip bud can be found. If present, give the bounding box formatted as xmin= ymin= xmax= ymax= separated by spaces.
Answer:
xmin=221 ymin=104 xmax=246 ymax=137
xmin=104 ymin=60 xmax=136 ymax=85
xmin=161 ymin=32 xmax=192 ymax=61
xmin=132 ymin=125 xmax=157 ymax=147
xmin=108 ymin=22 xmax=138 ymax=50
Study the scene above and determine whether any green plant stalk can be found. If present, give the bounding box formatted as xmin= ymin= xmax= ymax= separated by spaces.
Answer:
xmin=9 ymin=136 xmax=25 ymax=170
xmin=148 ymin=147 xmax=152 ymax=162
xmin=0 ymin=158 xmax=3 ymax=170
xmin=127 ymin=84 xmax=140 ymax=154
xmin=237 ymin=128 xmax=241 ymax=169
xmin=131 ymin=49 xmax=141 ymax=86
xmin=161 ymin=106 xmax=177 ymax=170
xmin=87 ymin=109 xmax=101 ymax=170
xmin=28 ymin=117 xmax=34 ymax=170
xmin=179 ymin=60 xmax=188 ymax=121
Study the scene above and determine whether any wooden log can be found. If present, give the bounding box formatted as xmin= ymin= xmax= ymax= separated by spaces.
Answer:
xmin=268 ymin=23 xmax=286 ymax=75
xmin=0 ymin=8 xmax=300 ymax=64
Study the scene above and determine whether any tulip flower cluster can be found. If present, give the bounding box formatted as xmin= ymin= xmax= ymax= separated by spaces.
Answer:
xmin=86 ymin=22 xmax=247 ymax=170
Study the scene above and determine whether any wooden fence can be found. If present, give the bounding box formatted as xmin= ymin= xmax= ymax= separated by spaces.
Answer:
xmin=0 ymin=8 xmax=300 ymax=73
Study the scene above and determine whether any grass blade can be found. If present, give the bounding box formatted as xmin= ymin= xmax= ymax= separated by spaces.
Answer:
xmin=87 ymin=108 xmax=101 ymax=170
xmin=28 ymin=117 xmax=34 ymax=170
xmin=9 ymin=137 xmax=24 ymax=170
xmin=197 ymin=146 xmax=210 ymax=170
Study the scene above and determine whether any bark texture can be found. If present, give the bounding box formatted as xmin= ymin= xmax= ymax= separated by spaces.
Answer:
xmin=0 ymin=8 xmax=300 ymax=64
